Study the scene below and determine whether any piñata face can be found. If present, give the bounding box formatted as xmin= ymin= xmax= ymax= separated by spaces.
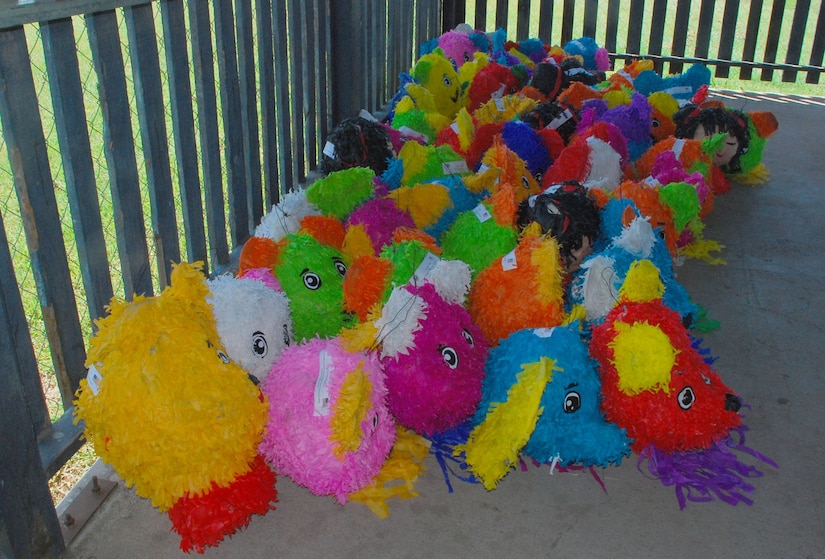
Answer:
xmin=485 ymin=327 xmax=631 ymax=466
xmin=414 ymin=51 xmax=463 ymax=117
xmin=207 ymin=271 xmax=293 ymax=383
xmin=381 ymin=282 xmax=489 ymax=436
xmin=275 ymin=233 xmax=355 ymax=341
xmin=591 ymin=299 xmax=742 ymax=453
xmin=460 ymin=326 xmax=631 ymax=490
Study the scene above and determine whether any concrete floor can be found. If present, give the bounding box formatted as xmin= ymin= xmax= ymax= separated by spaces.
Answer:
xmin=62 ymin=91 xmax=825 ymax=559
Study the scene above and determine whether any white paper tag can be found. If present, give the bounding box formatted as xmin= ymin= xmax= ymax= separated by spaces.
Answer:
xmin=664 ymin=85 xmax=693 ymax=96
xmin=492 ymin=83 xmax=507 ymax=99
xmin=671 ymin=139 xmax=685 ymax=160
xmin=411 ymin=252 xmax=440 ymax=285
xmin=548 ymin=108 xmax=573 ymax=130
xmin=86 ymin=364 xmax=103 ymax=396
xmin=478 ymin=163 xmax=490 ymax=174
xmin=501 ymin=249 xmax=518 ymax=271
xmin=398 ymin=126 xmax=429 ymax=144
xmin=450 ymin=122 xmax=460 ymax=134
xmin=643 ymin=175 xmax=661 ymax=188
xmin=533 ymin=327 xmax=556 ymax=338
xmin=314 ymin=350 xmax=333 ymax=417
xmin=542 ymin=183 xmax=562 ymax=195
xmin=472 ymin=203 xmax=492 ymax=222
xmin=494 ymin=97 xmax=506 ymax=112
xmin=442 ymin=160 xmax=470 ymax=175
xmin=617 ymin=69 xmax=634 ymax=85
xmin=323 ymin=141 xmax=336 ymax=159
xmin=358 ymin=109 xmax=378 ymax=122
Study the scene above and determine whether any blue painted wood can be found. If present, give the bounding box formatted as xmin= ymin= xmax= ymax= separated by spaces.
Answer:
xmin=739 ymin=0 xmax=763 ymax=81
xmin=761 ymin=0 xmax=786 ymax=81
xmin=315 ymin=0 xmax=330 ymax=141
xmin=40 ymin=17 xmax=114 ymax=322
xmin=561 ymin=0 xmax=574 ymax=45
xmin=255 ymin=0 xmax=280 ymax=206
xmin=474 ymin=0 xmax=487 ymax=31
xmin=235 ymin=0 xmax=264 ymax=225
xmin=300 ymin=0 xmax=318 ymax=169
xmin=583 ymin=0 xmax=598 ymax=38
xmin=0 ymin=213 xmax=49 ymax=437
xmin=441 ymin=0 xmax=465 ymax=33
xmin=782 ymin=0 xmax=812 ymax=82
xmin=648 ymin=0 xmax=668 ymax=74
xmin=272 ymin=0 xmax=295 ymax=190
xmin=517 ymin=0 xmax=530 ymax=42
xmin=626 ymin=0 xmax=644 ymax=55
xmin=288 ymin=0 xmax=308 ymax=182
xmin=86 ymin=9 xmax=154 ymax=298
xmin=715 ymin=0 xmax=740 ymax=78
xmin=215 ymin=0 xmax=251 ymax=246
xmin=159 ymin=0 xmax=209 ymax=271
xmin=188 ymin=0 xmax=230 ymax=266
xmin=538 ymin=0 xmax=553 ymax=46
xmin=124 ymin=3 xmax=181 ymax=287
xmin=0 ymin=23 xmax=88 ymax=406
xmin=694 ymin=0 xmax=716 ymax=60
xmin=604 ymin=0 xmax=619 ymax=56
xmin=495 ymin=0 xmax=508 ymax=32
xmin=808 ymin=2 xmax=825 ymax=84
xmin=669 ymin=0 xmax=693 ymax=74
xmin=0 ymin=210 xmax=63 ymax=557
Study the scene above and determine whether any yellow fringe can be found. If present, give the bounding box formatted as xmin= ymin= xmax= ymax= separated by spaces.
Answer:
xmin=348 ymin=427 xmax=430 ymax=518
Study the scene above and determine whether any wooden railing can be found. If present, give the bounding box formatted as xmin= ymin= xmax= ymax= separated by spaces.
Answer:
xmin=1 ymin=0 xmax=821 ymax=556
xmin=443 ymin=0 xmax=825 ymax=83
xmin=0 ymin=1 xmax=440 ymax=556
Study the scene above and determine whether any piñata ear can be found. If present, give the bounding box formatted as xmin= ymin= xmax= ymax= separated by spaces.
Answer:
xmin=299 ymin=215 xmax=347 ymax=251
xmin=343 ymin=254 xmax=393 ymax=321
xmin=374 ymin=287 xmax=427 ymax=359
xmin=342 ymin=223 xmax=376 ymax=260
xmin=427 ymin=259 xmax=472 ymax=305
xmin=238 ymin=236 xmax=283 ymax=276
xmin=460 ymin=356 xmax=555 ymax=490
xmin=455 ymin=107 xmax=476 ymax=152
xmin=618 ymin=259 xmax=664 ymax=303
xmin=749 ymin=111 xmax=779 ymax=138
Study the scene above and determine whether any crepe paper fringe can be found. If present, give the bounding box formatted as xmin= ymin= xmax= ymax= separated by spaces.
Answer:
xmin=637 ymin=423 xmax=778 ymax=510
xmin=348 ymin=427 xmax=431 ymax=518
xmin=168 ymin=455 xmax=277 ymax=554
xmin=425 ymin=422 xmax=480 ymax=493
xmin=526 ymin=458 xmax=609 ymax=493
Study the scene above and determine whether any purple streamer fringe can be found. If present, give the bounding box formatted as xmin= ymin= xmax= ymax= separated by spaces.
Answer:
xmin=638 ymin=422 xmax=778 ymax=509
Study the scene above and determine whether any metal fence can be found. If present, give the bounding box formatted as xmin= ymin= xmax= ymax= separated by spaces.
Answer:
xmin=1 ymin=0 xmax=822 ymax=556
